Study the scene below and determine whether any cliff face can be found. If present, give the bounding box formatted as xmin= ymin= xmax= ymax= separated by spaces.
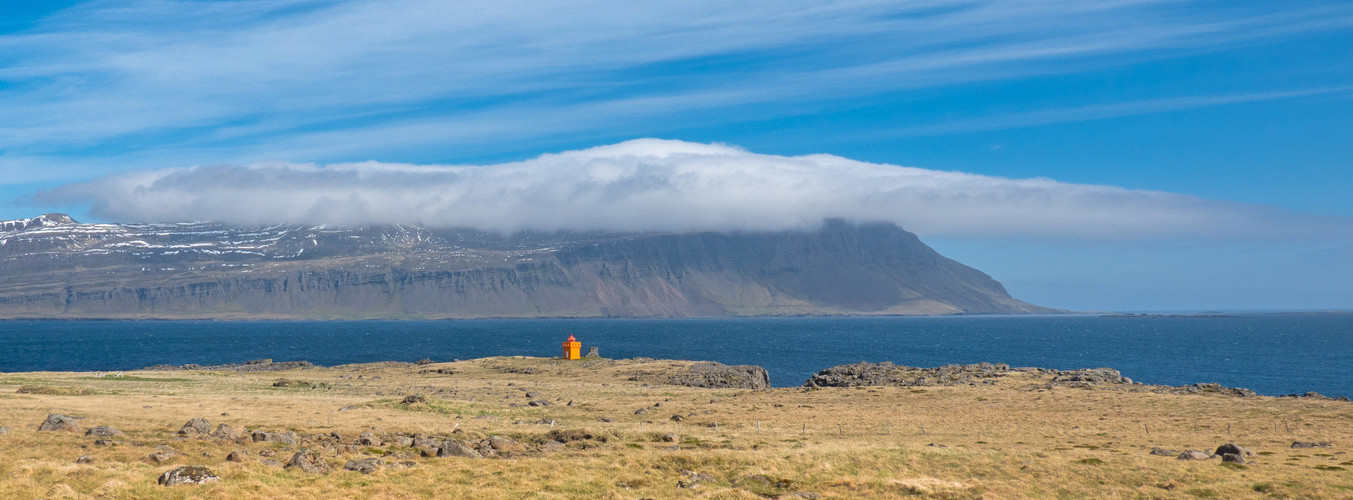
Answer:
xmin=0 ymin=215 xmax=1056 ymax=319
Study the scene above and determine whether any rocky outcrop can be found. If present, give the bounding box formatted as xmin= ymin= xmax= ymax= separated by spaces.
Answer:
xmin=804 ymin=362 xmax=1023 ymax=388
xmin=144 ymin=359 xmax=314 ymax=372
xmin=666 ymin=362 xmax=770 ymax=390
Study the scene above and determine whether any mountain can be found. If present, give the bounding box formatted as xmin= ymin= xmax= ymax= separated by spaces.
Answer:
xmin=0 ymin=214 xmax=1057 ymax=319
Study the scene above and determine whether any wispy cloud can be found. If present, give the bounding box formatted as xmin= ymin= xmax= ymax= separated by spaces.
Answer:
xmin=1 ymin=0 xmax=1350 ymax=177
xmin=36 ymin=139 xmax=1351 ymax=240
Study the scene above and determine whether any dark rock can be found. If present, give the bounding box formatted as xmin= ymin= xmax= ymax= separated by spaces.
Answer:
xmin=38 ymin=414 xmax=82 ymax=432
xmin=401 ymin=394 xmax=427 ymax=405
xmin=75 ymin=455 xmax=94 ymax=464
xmin=179 ymin=417 xmax=211 ymax=436
xmin=1150 ymin=447 xmax=1178 ymax=456
xmin=670 ymin=415 xmax=684 ymax=422
xmin=93 ymin=439 xmax=116 ymax=446
xmin=662 ymin=433 xmax=678 ymax=443
xmin=344 ymin=458 xmax=383 ymax=474
xmin=1221 ymin=453 xmax=1246 ymax=464
xmin=1214 ymin=443 xmax=1255 ymax=458
xmin=285 ymin=448 xmax=330 ymax=474
xmin=1177 ymin=450 xmax=1212 ymax=460
xmin=668 ymin=362 xmax=770 ymax=390
xmin=598 ymin=417 xmax=616 ymax=423
xmin=211 ymin=423 xmax=240 ymax=440
xmin=634 ymin=408 xmax=648 ymax=415
xmin=226 ymin=450 xmax=250 ymax=462
xmin=415 ymin=359 xmax=433 ymax=365
xmin=158 ymin=465 xmax=221 ymax=486
xmin=86 ymin=425 xmax=125 ymax=437
xmin=528 ymin=400 xmax=552 ymax=407
xmin=1292 ymin=441 xmax=1334 ymax=449
xmin=525 ymin=392 xmax=542 ymax=398
xmin=803 ymin=362 xmax=1011 ymax=388
xmin=437 ymin=439 xmax=483 ymax=459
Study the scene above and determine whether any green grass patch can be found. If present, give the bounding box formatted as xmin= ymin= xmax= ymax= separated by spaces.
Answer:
xmin=1313 ymin=465 xmax=1347 ymax=471
xmin=1077 ymin=458 xmax=1104 ymax=465
xmin=15 ymin=386 xmax=94 ymax=396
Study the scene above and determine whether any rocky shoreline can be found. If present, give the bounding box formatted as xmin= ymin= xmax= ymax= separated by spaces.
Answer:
xmin=142 ymin=357 xmax=1348 ymax=400
xmin=802 ymin=361 xmax=1351 ymax=400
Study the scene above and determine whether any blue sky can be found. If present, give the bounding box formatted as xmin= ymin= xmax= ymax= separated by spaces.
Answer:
xmin=1 ymin=0 xmax=1351 ymax=311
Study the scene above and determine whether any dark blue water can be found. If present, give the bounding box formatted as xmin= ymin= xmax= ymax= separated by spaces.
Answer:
xmin=1 ymin=314 xmax=1349 ymax=397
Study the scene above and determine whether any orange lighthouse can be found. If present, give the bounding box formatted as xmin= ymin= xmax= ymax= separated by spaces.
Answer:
xmin=562 ymin=335 xmax=581 ymax=360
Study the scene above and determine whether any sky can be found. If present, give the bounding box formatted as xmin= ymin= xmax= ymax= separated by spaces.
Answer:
xmin=1 ymin=0 xmax=1351 ymax=312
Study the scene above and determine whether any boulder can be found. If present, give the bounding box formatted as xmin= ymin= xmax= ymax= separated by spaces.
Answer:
xmin=285 ymin=448 xmax=330 ymax=474
xmin=211 ymin=424 xmax=240 ymax=441
xmin=1221 ymin=453 xmax=1246 ymax=464
xmin=226 ymin=450 xmax=250 ymax=462
xmin=358 ymin=432 xmax=382 ymax=446
xmin=252 ymin=430 xmax=297 ymax=445
xmin=487 ymin=435 xmax=525 ymax=452
xmin=179 ymin=417 xmax=211 ymax=436
xmin=662 ymin=433 xmax=678 ymax=443
xmin=344 ymin=458 xmax=383 ymax=474
xmin=38 ymin=414 xmax=81 ymax=432
xmin=1149 ymin=447 xmax=1178 ymax=456
xmin=158 ymin=465 xmax=221 ymax=486
xmin=437 ymin=439 xmax=484 ymax=459
xmin=401 ymin=394 xmax=427 ymax=405
xmin=1214 ymin=443 xmax=1256 ymax=458
xmin=1177 ymin=450 xmax=1212 ymax=460
xmin=75 ymin=455 xmax=94 ymax=464
xmin=86 ymin=425 xmax=125 ymax=437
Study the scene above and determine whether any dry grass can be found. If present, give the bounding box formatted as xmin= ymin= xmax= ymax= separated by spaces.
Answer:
xmin=0 ymin=356 xmax=1350 ymax=499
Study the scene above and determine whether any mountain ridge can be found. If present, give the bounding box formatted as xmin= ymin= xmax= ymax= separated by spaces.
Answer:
xmin=0 ymin=214 xmax=1058 ymax=319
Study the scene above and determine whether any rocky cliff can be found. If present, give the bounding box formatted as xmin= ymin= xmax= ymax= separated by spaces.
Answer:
xmin=0 ymin=214 xmax=1056 ymax=319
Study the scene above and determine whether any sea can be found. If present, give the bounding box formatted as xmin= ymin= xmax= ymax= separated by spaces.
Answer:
xmin=1 ymin=313 xmax=1350 ymax=398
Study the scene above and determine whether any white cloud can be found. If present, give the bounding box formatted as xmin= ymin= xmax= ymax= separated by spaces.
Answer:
xmin=1 ymin=0 xmax=1349 ymax=169
xmin=36 ymin=139 xmax=1349 ymax=240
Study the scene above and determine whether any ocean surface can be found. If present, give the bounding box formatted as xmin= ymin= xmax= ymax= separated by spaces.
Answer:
xmin=1 ymin=314 xmax=1350 ymax=397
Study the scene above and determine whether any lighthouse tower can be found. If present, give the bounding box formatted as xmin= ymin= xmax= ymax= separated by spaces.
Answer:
xmin=562 ymin=335 xmax=581 ymax=360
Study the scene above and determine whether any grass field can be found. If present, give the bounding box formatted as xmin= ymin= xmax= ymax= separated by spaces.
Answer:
xmin=0 ymin=357 xmax=1349 ymax=499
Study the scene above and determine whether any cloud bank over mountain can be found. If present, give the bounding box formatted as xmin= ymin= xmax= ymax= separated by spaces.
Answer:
xmin=37 ymin=139 xmax=1346 ymax=240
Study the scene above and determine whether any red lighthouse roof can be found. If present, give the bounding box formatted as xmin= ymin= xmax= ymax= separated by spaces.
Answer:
xmin=566 ymin=335 xmax=576 ymax=342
